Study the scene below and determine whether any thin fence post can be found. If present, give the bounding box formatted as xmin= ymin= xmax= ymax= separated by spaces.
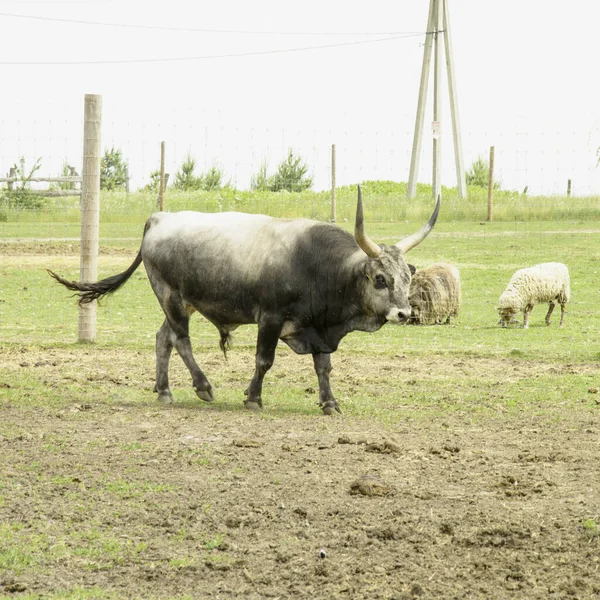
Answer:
xmin=331 ymin=144 xmax=336 ymax=222
xmin=78 ymin=94 xmax=102 ymax=343
xmin=567 ymin=179 xmax=571 ymax=197
xmin=68 ymin=166 xmax=77 ymax=190
xmin=158 ymin=141 xmax=166 ymax=211
xmin=487 ymin=145 xmax=495 ymax=222
xmin=7 ymin=167 xmax=15 ymax=191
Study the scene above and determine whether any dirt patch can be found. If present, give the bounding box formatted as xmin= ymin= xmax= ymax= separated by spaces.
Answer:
xmin=1 ymin=347 xmax=600 ymax=599
xmin=0 ymin=241 xmax=134 ymax=256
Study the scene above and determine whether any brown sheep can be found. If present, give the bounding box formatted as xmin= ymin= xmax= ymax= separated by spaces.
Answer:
xmin=408 ymin=263 xmax=461 ymax=325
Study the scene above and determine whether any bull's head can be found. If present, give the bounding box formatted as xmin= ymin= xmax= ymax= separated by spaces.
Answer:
xmin=354 ymin=185 xmax=440 ymax=323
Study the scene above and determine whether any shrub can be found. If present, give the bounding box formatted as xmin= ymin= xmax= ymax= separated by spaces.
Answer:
xmin=101 ymin=147 xmax=128 ymax=191
xmin=466 ymin=155 xmax=501 ymax=189
xmin=173 ymin=154 xmax=202 ymax=191
xmin=143 ymin=170 xmax=161 ymax=193
xmin=251 ymin=149 xmax=313 ymax=192
xmin=250 ymin=160 xmax=270 ymax=191
xmin=50 ymin=160 xmax=78 ymax=191
xmin=173 ymin=155 xmax=227 ymax=191
xmin=0 ymin=157 xmax=44 ymax=210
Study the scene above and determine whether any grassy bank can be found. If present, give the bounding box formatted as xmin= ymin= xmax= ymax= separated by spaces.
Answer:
xmin=1 ymin=181 xmax=599 ymax=232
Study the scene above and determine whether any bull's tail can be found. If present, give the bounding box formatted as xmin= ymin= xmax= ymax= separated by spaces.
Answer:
xmin=47 ymin=251 xmax=143 ymax=306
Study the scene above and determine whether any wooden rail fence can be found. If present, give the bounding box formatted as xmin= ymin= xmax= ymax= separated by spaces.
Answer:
xmin=0 ymin=166 xmax=82 ymax=197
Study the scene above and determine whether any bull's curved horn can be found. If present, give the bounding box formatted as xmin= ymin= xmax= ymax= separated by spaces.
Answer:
xmin=395 ymin=194 xmax=441 ymax=254
xmin=354 ymin=185 xmax=382 ymax=258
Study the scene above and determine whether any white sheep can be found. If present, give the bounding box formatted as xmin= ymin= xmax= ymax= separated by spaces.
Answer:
xmin=408 ymin=263 xmax=461 ymax=325
xmin=497 ymin=262 xmax=570 ymax=328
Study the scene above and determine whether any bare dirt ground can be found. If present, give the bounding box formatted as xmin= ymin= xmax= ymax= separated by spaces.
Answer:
xmin=1 ymin=346 xmax=600 ymax=599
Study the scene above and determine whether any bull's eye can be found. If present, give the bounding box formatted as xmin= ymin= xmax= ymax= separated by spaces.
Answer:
xmin=375 ymin=274 xmax=387 ymax=288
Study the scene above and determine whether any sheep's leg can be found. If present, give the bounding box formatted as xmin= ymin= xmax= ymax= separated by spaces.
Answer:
xmin=545 ymin=301 xmax=555 ymax=326
xmin=522 ymin=305 xmax=533 ymax=329
xmin=559 ymin=302 xmax=566 ymax=327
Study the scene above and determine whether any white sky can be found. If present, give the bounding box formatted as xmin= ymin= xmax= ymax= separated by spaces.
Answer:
xmin=0 ymin=0 xmax=599 ymax=195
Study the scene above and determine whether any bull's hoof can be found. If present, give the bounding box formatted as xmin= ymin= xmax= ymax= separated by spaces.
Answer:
xmin=195 ymin=387 xmax=214 ymax=403
xmin=244 ymin=400 xmax=262 ymax=411
xmin=157 ymin=391 xmax=174 ymax=404
xmin=321 ymin=401 xmax=342 ymax=416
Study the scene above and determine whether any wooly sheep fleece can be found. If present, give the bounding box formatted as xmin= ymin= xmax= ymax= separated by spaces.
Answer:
xmin=497 ymin=262 xmax=570 ymax=326
xmin=408 ymin=263 xmax=461 ymax=325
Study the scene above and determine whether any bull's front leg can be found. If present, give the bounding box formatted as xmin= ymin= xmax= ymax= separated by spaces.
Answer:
xmin=245 ymin=319 xmax=282 ymax=411
xmin=312 ymin=352 xmax=342 ymax=416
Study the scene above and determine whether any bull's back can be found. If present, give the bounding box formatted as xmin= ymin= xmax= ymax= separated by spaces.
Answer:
xmin=141 ymin=211 xmax=326 ymax=303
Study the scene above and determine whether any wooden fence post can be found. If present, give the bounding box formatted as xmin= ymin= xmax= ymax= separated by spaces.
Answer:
xmin=68 ymin=166 xmax=78 ymax=190
xmin=158 ymin=141 xmax=166 ymax=211
xmin=7 ymin=167 xmax=15 ymax=191
xmin=331 ymin=144 xmax=336 ymax=223
xmin=487 ymin=145 xmax=495 ymax=222
xmin=567 ymin=179 xmax=572 ymax=197
xmin=78 ymin=94 xmax=102 ymax=343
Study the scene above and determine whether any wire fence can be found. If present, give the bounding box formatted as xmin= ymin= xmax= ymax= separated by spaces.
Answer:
xmin=1 ymin=115 xmax=600 ymax=350
xmin=2 ymin=114 xmax=600 ymax=199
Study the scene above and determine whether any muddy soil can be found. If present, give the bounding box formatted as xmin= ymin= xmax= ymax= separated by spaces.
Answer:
xmin=1 ymin=346 xmax=600 ymax=599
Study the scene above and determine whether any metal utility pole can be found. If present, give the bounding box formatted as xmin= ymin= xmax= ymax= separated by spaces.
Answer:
xmin=407 ymin=0 xmax=467 ymax=200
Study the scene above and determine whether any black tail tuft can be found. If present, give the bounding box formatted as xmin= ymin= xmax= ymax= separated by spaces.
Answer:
xmin=47 ymin=251 xmax=143 ymax=306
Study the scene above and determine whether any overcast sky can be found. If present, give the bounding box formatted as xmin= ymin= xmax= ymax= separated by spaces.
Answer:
xmin=0 ymin=0 xmax=599 ymax=195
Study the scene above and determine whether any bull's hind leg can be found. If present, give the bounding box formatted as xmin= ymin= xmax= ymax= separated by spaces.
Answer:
xmin=162 ymin=297 xmax=214 ymax=403
xmin=545 ymin=301 xmax=556 ymax=326
xmin=154 ymin=319 xmax=175 ymax=404
xmin=244 ymin=319 xmax=282 ymax=411
xmin=313 ymin=353 xmax=341 ymax=415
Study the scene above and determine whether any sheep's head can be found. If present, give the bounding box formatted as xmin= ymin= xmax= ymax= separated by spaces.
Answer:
xmin=497 ymin=306 xmax=519 ymax=328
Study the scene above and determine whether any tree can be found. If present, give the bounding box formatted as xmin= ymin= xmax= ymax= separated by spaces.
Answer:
xmin=13 ymin=156 xmax=42 ymax=190
xmin=466 ymin=155 xmax=500 ymax=189
xmin=173 ymin=155 xmax=228 ymax=191
xmin=250 ymin=150 xmax=313 ymax=192
xmin=0 ymin=157 xmax=44 ymax=209
xmin=250 ymin=160 xmax=270 ymax=191
xmin=143 ymin=169 xmax=161 ymax=193
xmin=100 ymin=147 xmax=128 ymax=191
xmin=202 ymin=164 xmax=227 ymax=190
xmin=173 ymin=154 xmax=202 ymax=191
xmin=50 ymin=160 xmax=78 ymax=191
xmin=269 ymin=149 xmax=313 ymax=192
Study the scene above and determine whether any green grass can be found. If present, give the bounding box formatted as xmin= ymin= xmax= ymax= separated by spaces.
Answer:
xmin=1 ymin=186 xmax=599 ymax=600
xmin=1 ymin=182 xmax=600 ymax=234
xmin=1 ymin=190 xmax=600 ymax=421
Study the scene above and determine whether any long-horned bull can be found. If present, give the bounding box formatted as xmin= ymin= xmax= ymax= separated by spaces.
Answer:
xmin=48 ymin=187 xmax=440 ymax=415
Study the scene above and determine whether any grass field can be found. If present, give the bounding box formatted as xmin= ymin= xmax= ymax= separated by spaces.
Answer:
xmin=1 ymin=190 xmax=600 ymax=598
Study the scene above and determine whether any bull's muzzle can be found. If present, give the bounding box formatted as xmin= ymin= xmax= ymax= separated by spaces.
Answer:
xmin=386 ymin=307 xmax=412 ymax=323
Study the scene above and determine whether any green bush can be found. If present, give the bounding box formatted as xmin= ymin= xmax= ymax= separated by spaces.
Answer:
xmin=101 ymin=147 xmax=128 ymax=191
xmin=466 ymin=155 xmax=501 ymax=189
xmin=0 ymin=157 xmax=45 ymax=210
xmin=251 ymin=149 xmax=313 ymax=192
xmin=173 ymin=155 xmax=227 ymax=191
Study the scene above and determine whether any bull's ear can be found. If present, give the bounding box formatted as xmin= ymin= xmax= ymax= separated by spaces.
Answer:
xmin=354 ymin=185 xmax=382 ymax=258
xmin=396 ymin=194 xmax=441 ymax=254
